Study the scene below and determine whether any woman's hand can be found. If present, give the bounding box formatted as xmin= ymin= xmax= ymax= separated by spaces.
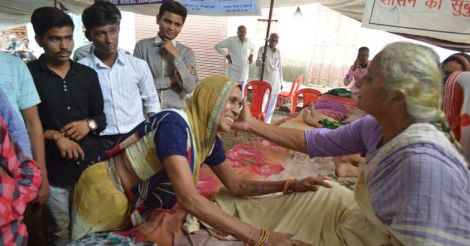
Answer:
xmin=301 ymin=108 xmax=327 ymax=128
xmin=265 ymin=232 xmax=311 ymax=246
xmin=291 ymin=176 xmax=332 ymax=192
xmin=232 ymin=99 xmax=254 ymax=131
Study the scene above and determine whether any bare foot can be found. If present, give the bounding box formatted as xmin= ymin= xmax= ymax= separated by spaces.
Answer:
xmin=335 ymin=162 xmax=360 ymax=177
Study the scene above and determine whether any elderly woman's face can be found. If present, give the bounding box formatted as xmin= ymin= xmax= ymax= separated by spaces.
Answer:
xmin=218 ymin=87 xmax=242 ymax=133
xmin=357 ymin=54 xmax=389 ymax=115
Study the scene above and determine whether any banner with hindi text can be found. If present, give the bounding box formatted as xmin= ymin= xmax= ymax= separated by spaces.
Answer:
xmin=180 ymin=0 xmax=260 ymax=15
xmin=111 ymin=0 xmax=162 ymax=6
xmin=362 ymin=0 xmax=470 ymax=44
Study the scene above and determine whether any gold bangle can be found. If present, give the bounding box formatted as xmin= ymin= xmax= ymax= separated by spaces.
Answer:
xmin=256 ymin=229 xmax=269 ymax=246
xmin=255 ymin=229 xmax=269 ymax=246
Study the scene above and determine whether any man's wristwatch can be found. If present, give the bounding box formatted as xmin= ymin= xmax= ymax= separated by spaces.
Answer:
xmin=87 ymin=119 xmax=97 ymax=131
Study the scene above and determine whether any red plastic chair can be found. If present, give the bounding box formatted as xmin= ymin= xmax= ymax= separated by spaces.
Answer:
xmin=234 ymin=81 xmax=272 ymax=137
xmin=291 ymin=88 xmax=321 ymax=116
xmin=277 ymin=75 xmax=303 ymax=113
xmin=244 ymin=80 xmax=272 ymax=121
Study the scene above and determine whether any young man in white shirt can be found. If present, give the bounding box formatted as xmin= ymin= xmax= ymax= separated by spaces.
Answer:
xmin=215 ymin=25 xmax=255 ymax=91
xmin=79 ymin=3 xmax=161 ymax=149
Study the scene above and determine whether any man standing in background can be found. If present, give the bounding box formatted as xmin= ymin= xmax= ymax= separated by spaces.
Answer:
xmin=80 ymin=2 xmax=160 ymax=150
xmin=72 ymin=1 xmax=125 ymax=61
xmin=215 ymin=25 xmax=255 ymax=90
xmin=343 ymin=46 xmax=369 ymax=98
xmin=256 ymin=33 xmax=282 ymax=123
xmin=134 ymin=0 xmax=197 ymax=109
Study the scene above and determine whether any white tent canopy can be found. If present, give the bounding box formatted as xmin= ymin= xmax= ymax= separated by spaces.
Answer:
xmin=0 ymin=0 xmax=467 ymax=49
xmin=0 ymin=0 xmax=372 ymax=31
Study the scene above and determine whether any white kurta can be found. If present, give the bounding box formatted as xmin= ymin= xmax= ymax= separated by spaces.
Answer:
xmin=215 ymin=36 xmax=255 ymax=82
xmin=256 ymin=46 xmax=283 ymax=123
xmin=256 ymin=46 xmax=282 ymax=94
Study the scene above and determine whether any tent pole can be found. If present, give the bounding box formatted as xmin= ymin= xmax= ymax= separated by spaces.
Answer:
xmin=260 ymin=0 xmax=275 ymax=81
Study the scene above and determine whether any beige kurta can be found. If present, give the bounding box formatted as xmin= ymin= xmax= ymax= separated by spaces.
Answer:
xmin=215 ymin=181 xmax=396 ymax=245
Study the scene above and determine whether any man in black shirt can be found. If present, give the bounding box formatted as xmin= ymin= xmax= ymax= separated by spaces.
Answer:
xmin=27 ymin=7 xmax=106 ymax=246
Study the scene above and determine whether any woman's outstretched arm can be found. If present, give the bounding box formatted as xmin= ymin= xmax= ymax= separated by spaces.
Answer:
xmin=210 ymin=161 xmax=331 ymax=197
xmin=164 ymin=155 xmax=304 ymax=246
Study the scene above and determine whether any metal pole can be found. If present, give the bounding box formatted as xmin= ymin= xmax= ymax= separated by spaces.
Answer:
xmin=260 ymin=0 xmax=275 ymax=81
xmin=54 ymin=0 xmax=58 ymax=8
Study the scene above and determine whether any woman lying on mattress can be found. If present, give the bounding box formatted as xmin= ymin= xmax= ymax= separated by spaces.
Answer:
xmin=71 ymin=75 xmax=329 ymax=246
xmin=233 ymin=42 xmax=470 ymax=245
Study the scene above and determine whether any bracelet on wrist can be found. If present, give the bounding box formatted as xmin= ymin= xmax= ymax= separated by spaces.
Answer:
xmin=255 ymin=229 xmax=269 ymax=246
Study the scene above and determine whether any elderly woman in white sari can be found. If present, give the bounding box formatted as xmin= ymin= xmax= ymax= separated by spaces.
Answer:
xmin=232 ymin=42 xmax=470 ymax=245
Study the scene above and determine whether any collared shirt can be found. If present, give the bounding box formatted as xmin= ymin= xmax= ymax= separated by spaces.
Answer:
xmin=134 ymin=36 xmax=198 ymax=109
xmin=72 ymin=43 xmax=130 ymax=61
xmin=72 ymin=43 xmax=94 ymax=61
xmin=27 ymin=55 xmax=106 ymax=187
xmin=215 ymin=36 xmax=255 ymax=82
xmin=0 ymin=53 xmax=41 ymax=119
xmin=0 ymin=89 xmax=31 ymax=157
xmin=256 ymin=46 xmax=283 ymax=93
xmin=79 ymin=50 xmax=160 ymax=135
xmin=0 ymin=116 xmax=41 ymax=246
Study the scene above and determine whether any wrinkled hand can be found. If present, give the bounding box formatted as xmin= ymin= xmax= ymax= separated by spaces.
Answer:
xmin=61 ymin=120 xmax=89 ymax=141
xmin=232 ymin=99 xmax=253 ymax=131
xmin=265 ymin=232 xmax=311 ymax=246
xmin=301 ymin=108 xmax=327 ymax=128
xmin=34 ymin=177 xmax=50 ymax=205
xmin=161 ymin=39 xmax=179 ymax=58
xmin=226 ymin=54 xmax=232 ymax=64
xmin=56 ymin=137 xmax=85 ymax=161
xmin=291 ymin=176 xmax=332 ymax=192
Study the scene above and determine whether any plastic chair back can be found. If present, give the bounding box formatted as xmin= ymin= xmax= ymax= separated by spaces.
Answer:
xmin=277 ymin=75 xmax=304 ymax=114
xmin=287 ymin=75 xmax=303 ymax=98
xmin=291 ymin=88 xmax=321 ymax=116
xmin=244 ymin=80 xmax=272 ymax=121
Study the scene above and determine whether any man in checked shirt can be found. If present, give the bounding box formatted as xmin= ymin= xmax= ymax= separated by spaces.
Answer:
xmin=0 ymin=116 xmax=42 ymax=245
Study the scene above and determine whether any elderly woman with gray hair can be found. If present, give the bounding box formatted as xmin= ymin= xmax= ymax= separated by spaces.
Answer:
xmin=229 ymin=42 xmax=470 ymax=245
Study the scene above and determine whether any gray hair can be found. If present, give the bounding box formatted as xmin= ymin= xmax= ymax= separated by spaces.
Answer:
xmin=379 ymin=42 xmax=442 ymax=123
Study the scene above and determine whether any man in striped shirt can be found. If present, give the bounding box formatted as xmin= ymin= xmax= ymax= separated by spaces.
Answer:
xmin=79 ymin=3 xmax=161 ymax=150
